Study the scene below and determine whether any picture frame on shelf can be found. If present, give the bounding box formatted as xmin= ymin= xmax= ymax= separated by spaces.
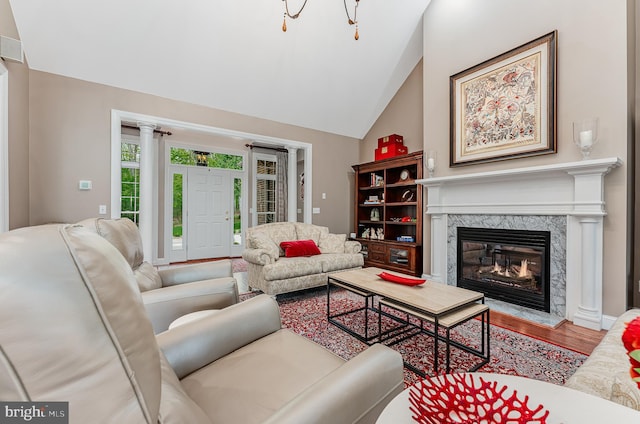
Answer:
xmin=450 ymin=31 xmax=557 ymax=167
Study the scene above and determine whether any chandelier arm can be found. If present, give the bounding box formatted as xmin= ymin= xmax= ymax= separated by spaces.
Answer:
xmin=343 ymin=0 xmax=354 ymax=23
xmin=284 ymin=0 xmax=308 ymax=19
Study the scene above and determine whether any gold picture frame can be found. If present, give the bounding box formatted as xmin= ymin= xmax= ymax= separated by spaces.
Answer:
xmin=450 ymin=31 xmax=557 ymax=167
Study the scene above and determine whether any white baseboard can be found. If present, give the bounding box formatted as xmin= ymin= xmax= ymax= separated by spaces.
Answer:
xmin=601 ymin=314 xmax=616 ymax=331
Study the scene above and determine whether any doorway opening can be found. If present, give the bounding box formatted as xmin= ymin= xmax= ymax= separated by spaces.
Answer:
xmin=111 ymin=110 xmax=312 ymax=265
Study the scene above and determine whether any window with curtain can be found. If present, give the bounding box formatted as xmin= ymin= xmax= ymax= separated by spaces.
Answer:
xmin=255 ymin=155 xmax=277 ymax=225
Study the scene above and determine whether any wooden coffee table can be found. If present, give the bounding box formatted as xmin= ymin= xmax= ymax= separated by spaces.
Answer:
xmin=327 ymin=267 xmax=490 ymax=377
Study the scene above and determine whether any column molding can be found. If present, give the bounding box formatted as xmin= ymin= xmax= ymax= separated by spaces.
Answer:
xmin=427 ymin=213 xmax=446 ymax=283
xmin=287 ymin=148 xmax=298 ymax=222
xmin=137 ymin=121 xmax=157 ymax=263
xmin=0 ymin=62 xmax=8 ymax=232
xmin=572 ymin=216 xmax=604 ymax=330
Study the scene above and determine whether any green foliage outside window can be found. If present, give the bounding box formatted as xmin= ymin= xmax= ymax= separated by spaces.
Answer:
xmin=170 ymin=148 xmax=243 ymax=170
xmin=169 ymin=148 xmax=243 ymax=242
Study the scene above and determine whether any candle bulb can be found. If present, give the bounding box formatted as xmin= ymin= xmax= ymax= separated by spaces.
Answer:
xmin=573 ymin=118 xmax=598 ymax=160
xmin=579 ymin=130 xmax=593 ymax=148
xmin=427 ymin=157 xmax=435 ymax=170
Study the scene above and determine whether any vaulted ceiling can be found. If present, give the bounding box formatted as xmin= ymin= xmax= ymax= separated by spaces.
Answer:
xmin=9 ymin=0 xmax=431 ymax=139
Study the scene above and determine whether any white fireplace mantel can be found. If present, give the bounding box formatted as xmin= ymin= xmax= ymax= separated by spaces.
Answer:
xmin=416 ymin=157 xmax=622 ymax=330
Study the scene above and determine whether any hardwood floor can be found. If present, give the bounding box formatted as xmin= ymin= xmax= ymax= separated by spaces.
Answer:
xmin=491 ymin=309 xmax=606 ymax=355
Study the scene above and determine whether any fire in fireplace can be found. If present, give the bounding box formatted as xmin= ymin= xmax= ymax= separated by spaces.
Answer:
xmin=456 ymin=227 xmax=550 ymax=312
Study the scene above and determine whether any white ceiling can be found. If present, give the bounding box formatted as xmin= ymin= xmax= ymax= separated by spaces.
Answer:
xmin=9 ymin=0 xmax=430 ymax=139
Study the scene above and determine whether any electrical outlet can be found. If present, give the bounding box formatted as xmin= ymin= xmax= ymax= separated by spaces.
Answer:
xmin=99 ymin=205 xmax=107 ymax=215
xmin=322 ymin=192 xmax=326 ymax=199
xmin=313 ymin=207 xmax=320 ymax=214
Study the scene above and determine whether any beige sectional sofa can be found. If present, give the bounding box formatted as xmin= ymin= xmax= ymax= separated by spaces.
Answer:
xmin=242 ymin=222 xmax=364 ymax=295
xmin=565 ymin=308 xmax=640 ymax=410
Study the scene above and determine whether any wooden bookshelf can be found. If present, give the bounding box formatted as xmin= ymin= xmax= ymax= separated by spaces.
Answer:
xmin=352 ymin=151 xmax=423 ymax=276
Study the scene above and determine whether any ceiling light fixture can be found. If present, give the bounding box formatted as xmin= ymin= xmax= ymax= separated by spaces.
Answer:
xmin=281 ymin=0 xmax=361 ymax=40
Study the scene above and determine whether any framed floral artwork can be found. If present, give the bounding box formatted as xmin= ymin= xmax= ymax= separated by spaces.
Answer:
xmin=450 ymin=31 xmax=557 ymax=167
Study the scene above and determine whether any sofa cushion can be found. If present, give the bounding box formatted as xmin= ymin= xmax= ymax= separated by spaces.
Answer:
xmin=294 ymin=223 xmax=328 ymax=244
xmin=135 ymin=261 xmax=163 ymax=292
xmin=262 ymin=257 xmax=324 ymax=281
xmin=320 ymin=253 xmax=365 ymax=273
xmin=280 ymin=240 xmax=321 ymax=257
xmin=255 ymin=223 xmax=297 ymax=254
xmin=565 ymin=308 xmax=640 ymax=406
xmin=318 ymin=233 xmax=346 ymax=254
xmin=610 ymin=371 xmax=640 ymax=411
xmin=249 ymin=232 xmax=280 ymax=259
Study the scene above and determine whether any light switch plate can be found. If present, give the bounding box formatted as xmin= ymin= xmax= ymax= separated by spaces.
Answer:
xmin=78 ymin=180 xmax=92 ymax=190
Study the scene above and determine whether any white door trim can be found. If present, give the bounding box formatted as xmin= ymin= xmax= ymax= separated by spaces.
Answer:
xmin=0 ymin=61 xmax=8 ymax=232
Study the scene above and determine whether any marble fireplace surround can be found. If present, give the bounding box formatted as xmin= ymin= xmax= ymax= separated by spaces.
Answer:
xmin=417 ymin=157 xmax=621 ymax=330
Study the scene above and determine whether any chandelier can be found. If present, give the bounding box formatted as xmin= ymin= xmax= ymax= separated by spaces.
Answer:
xmin=281 ymin=0 xmax=361 ymax=40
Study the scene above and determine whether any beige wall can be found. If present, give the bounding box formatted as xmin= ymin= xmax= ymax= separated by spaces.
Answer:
xmin=27 ymin=71 xmax=359 ymax=234
xmin=360 ymin=59 xmax=424 ymax=163
xmin=0 ymin=0 xmax=29 ymax=230
xmin=422 ymin=0 xmax=631 ymax=316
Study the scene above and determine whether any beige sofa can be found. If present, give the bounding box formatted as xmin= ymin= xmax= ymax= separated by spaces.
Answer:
xmin=242 ymin=222 xmax=364 ymax=295
xmin=565 ymin=308 xmax=640 ymax=410
xmin=0 ymin=223 xmax=404 ymax=423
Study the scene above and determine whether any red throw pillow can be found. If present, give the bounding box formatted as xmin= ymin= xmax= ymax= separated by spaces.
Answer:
xmin=377 ymin=271 xmax=426 ymax=286
xmin=280 ymin=240 xmax=321 ymax=257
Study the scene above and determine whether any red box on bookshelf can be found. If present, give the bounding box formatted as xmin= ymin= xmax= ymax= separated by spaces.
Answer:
xmin=377 ymin=134 xmax=404 ymax=148
xmin=375 ymin=144 xmax=408 ymax=160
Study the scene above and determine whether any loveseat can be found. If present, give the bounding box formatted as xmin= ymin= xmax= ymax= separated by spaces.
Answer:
xmin=242 ymin=222 xmax=364 ymax=295
xmin=0 ymin=224 xmax=404 ymax=423
xmin=78 ymin=217 xmax=239 ymax=333
xmin=565 ymin=308 xmax=640 ymax=410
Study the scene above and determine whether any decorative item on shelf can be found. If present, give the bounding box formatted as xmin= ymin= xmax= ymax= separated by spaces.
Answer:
xmin=370 ymin=208 xmax=380 ymax=221
xmin=573 ymin=118 xmax=598 ymax=159
xmin=378 ymin=134 xmax=404 ymax=146
xmin=376 ymin=228 xmax=384 ymax=240
xmin=281 ymin=0 xmax=362 ymax=41
xmin=369 ymin=173 xmax=384 ymax=187
xmin=401 ymin=190 xmax=415 ymax=202
xmin=399 ymin=168 xmax=411 ymax=182
xmin=401 ymin=216 xmax=412 ymax=222
xmin=194 ymin=151 xmax=209 ymax=167
xmin=426 ymin=151 xmax=436 ymax=177
xmin=375 ymin=134 xmax=408 ymax=161
xmin=622 ymin=316 xmax=640 ymax=389
xmin=361 ymin=228 xmax=370 ymax=239
xmin=364 ymin=195 xmax=380 ymax=205
xmin=397 ymin=235 xmax=415 ymax=242
xmin=409 ymin=374 xmax=550 ymax=423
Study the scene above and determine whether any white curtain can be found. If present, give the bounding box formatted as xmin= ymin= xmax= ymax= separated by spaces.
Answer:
xmin=276 ymin=150 xmax=288 ymax=222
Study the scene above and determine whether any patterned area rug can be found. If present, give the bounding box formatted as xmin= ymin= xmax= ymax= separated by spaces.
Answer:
xmin=231 ymin=258 xmax=248 ymax=273
xmin=244 ymin=287 xmax=587 ymax=387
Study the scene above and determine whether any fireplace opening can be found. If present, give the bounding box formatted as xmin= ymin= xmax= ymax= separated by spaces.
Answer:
xmin=456 ymin=227 xmax=550 ymax=312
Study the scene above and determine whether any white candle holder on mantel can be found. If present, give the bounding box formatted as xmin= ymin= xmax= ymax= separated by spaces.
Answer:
xmin=573 ymin=118 xmax=598 ymax=160
xmin=426 ymin=151 xmax=437 ymax=178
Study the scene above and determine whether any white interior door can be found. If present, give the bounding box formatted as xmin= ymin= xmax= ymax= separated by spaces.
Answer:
xmin=187 ymin=167 xmax=231 ymax=260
